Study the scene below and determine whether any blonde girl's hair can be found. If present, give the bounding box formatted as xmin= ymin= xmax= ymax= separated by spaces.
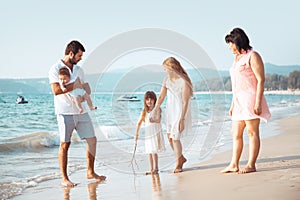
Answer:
xmin=163 ymin=57 xmax=193 ymax=97
xmin=141 ymin=91 xmax=157 ymax=121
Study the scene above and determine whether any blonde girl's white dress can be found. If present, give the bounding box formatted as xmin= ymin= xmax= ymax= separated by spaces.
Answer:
xmin=165 ymin=77 xmax=192 ymax=140
xmin=144 ymin=110 xmax=166 ymax=154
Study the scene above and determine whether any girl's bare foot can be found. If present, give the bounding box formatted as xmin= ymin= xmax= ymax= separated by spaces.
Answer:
xmin=145 ymin=171 xmax=153 ymax=175
xmin=86 ymin=172 xmax=106 ymax=181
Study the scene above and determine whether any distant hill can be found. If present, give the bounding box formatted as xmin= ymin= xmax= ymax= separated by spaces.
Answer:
xmin=264 ymin=63 xmax=300 ymax=76
xmin=0 ymin=63 xmax=299 ymax=94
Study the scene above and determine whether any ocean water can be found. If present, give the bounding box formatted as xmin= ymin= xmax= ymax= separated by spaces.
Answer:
xmin=0 ymin=92 xmax=300 ymax=199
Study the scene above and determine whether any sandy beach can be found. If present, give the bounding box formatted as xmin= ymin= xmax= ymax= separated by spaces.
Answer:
xmin=13 ymin=114 xmax=300 ymax=200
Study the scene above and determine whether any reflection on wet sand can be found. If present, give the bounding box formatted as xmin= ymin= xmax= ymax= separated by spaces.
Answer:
xmin=63 ymin=181 xmax=101 ymax=200
xmin=151 ymin=174 xmax=162 ymax=199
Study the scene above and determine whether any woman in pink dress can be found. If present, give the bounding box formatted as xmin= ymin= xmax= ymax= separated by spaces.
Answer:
xmin=221 ymin=28 xmax=271 ymax=174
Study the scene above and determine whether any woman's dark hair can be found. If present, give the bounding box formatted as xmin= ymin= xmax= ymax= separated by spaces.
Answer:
xmin=225 ymin=28 xmax=252 ymax=53
xmin=65 ymin=40 xmax=85 ymax=55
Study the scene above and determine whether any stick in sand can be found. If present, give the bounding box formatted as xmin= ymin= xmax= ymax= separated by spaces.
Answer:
xmin=129 ymin=142 xmax=139 ymax=174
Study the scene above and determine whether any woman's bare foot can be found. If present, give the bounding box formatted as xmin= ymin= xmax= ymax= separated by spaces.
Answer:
xmin=61 ymin=179 xmax=77 ymax=187
xmin=87 ymin=172 xmax=106 ymax=181
xmin=173 ymin=168 xmax=183 ymax=173
xmin=238 ymin=166 xmax=256 ymax=174
xmin=220 ymin=166 xmax=239 ymax=173
xmin=173 ymin=155 xmax=187 ymax=173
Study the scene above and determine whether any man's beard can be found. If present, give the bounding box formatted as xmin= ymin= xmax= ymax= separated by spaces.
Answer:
xmin=70 ymin=57 xmax=77 ymax=65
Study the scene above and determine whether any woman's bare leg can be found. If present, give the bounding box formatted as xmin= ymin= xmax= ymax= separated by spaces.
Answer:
xmin=173 ymin=139 xmax=186 ymax=173
xmin=239 ymin=119 xmax=260 ymax=174
xmin=220 ymin=120 xmax=245 ymax=173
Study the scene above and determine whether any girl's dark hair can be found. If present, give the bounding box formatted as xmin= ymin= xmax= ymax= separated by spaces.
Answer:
xmin=65 ymin=40 xmax=85 ymax=55
xmin=141 ymin=91 xmax=157 ymax=121
xmin=225 ymin=28 xmax=252 ymax=53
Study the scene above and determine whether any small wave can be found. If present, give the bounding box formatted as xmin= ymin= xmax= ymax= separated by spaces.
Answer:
xmin=0 ymin=173 xmax=59 ymax=200
xmin=0 ymin=132 xmax=59 ymax=152
xmin=97 ymin=125 xmax=135 ymax=141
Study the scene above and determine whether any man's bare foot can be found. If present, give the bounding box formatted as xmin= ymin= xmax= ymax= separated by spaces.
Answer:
xmin=220 ymin=166 xmax=239 ymax=173
xmin=61 ymin=179 xmax=77 ymax=187
xmin=238 ymin=166 xmax=256 ymax=174
xmin=87 ymin=172 xmax=106 ymax=181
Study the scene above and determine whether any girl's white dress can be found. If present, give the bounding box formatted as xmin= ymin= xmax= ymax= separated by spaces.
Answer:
xmin=144 ymin=110 xmax=165 ymax=154
xmin=165 ymin=77 xmax=192 ymax=140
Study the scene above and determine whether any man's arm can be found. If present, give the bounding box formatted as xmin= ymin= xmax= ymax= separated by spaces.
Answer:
xmin=51 ymin=78 xmax=82 ymax=96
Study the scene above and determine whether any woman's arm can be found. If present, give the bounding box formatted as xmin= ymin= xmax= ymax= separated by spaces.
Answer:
xmin=229 ymin=98 xmax=234 ymax=116
xmin=151 ymin=78 xmax=167 ymax=121
xmin=250 ymin=51 xmax=265 ymax=115
xmin=179 ymin=81 xmax=191 ymax=133
xmin=155 ymin=78 xmax=167 ymax=109
xmin=150 ymin=108 xmax=161 ymax=123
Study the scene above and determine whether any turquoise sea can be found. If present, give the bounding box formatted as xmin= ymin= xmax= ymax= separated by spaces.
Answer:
xmin=0 ymin=92 xmax=300 ymax=199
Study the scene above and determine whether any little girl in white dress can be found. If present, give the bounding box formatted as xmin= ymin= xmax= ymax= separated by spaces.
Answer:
xmin=135 ymin=91 xmax=165 ymax=174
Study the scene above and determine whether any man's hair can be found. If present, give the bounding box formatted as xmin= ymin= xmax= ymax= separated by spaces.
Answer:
xmin=65 ymin=40 xmax=85 ymax=55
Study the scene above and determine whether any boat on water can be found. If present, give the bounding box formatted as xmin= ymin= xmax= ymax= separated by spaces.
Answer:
xmin=117 ymin=95 xmax=140 ymax=102
xmin=16 ymin=96 xmax=28 ymax=104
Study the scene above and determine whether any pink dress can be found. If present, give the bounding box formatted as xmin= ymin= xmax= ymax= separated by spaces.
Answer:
xmin=230 ymin=50 xmax=271 ymax=123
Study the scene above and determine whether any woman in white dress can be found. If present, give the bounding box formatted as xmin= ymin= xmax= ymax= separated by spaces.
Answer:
xmin=135 ymin=91 xmax=165 ymax=174
xmin=152 ymin=57 xmax=193 ymax=173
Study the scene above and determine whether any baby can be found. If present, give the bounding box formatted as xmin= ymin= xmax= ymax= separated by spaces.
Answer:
xmin=58 ymin=67 xmax=97 ymax=113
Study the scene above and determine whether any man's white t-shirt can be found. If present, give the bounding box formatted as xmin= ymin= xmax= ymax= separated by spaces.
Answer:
xmin=49 ymin=60 xmax=87 ymax=115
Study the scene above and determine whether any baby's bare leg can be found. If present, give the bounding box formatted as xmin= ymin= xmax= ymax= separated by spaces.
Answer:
xmin=75 ymin=95 xmax=84 ymax=113
xmin=83 ymin=93 xmax=97 ymax=110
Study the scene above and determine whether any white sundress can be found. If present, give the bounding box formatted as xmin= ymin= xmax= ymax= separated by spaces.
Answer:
xmin=144 ymin=110 xmax=166 ymax=154
xmin=165 ymin=77 xmax=192 ymax=140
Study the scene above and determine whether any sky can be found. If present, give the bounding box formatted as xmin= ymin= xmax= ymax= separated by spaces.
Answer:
xmin=0 ymin=0 xmax=299 ymax=79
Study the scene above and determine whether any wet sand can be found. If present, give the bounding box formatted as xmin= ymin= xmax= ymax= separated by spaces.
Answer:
xmin=13 ymin=114 xmax=300 ymax=200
